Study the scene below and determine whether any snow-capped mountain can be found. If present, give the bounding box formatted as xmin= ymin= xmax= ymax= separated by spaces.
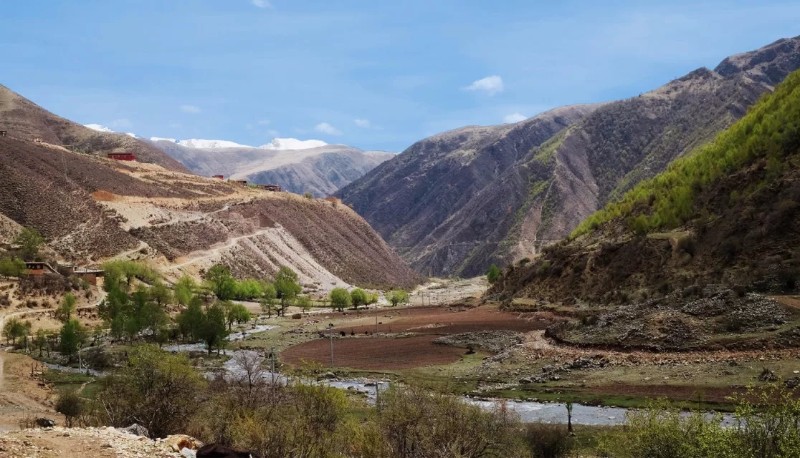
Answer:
xmin=176 ymin=138 xmax=253 ymax=149
xmin=145 ymin=136 xmax=393 ymax=197
xmin=261 ymin=138 xmax=328 ymax=150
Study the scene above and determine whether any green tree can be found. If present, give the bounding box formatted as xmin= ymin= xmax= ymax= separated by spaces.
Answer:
xmin=329 ymin=288 xmax=351 ymax=312
xmin=350 ymin=288 xmax=368 ymax=309
xmin=202 ymin=303 xmax=228 ymax=354
xmin=174 ymin=275 xmax=197 ymax=306
xmin=486 ymin=264 xmax=501 ymax=284
xmin=55 ymin=292 xmax=77 ymax=323
xmin=260 ymin=282 xmax=277 ymax=318
xmin=205 ymin=264 xmax=237 ymax=301
xmin=2 ymin=318 xmax=30 ymax=347
xmin=234 ymin=279 xmax=264 ymax=300
xmin=274 ymin=266 xmax=301 ymax=316
xmin=148 ymin=282 xmax=172 ymax=306
xmin=225 ymin=302 xmax=252 ymax=330
xmin=0 ymin=257 xmax=25 ymax=278
xmin=34 ymin=329 xmax=48 ymax=357
xmin=177 ymin=296 xmax=206 ymax=341
xmin=295 ymin=295 xmax=312 ymax=314
xmin=14 ymin=227 xmax=44 ymax=261
xmin=59 ymin=319 xmax=85 ymax=361
xmin=389 ymin=289 xmax=409 ymax=307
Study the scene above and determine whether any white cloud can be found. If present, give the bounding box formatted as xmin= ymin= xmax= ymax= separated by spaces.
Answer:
xmin=503 ymin=112 xmax=527 ymax=123
xmin=354 ymin=118 xmax=371 ymax=128
xmin=465 ymin=75 xmax=504 ymax=96
xmin=314 ymin=122 xmax=342 ymax=136
xmin=251 ymin=0 xmax=272 ymax=8
xmin=180 ymin=104 xmax=201 ymax=114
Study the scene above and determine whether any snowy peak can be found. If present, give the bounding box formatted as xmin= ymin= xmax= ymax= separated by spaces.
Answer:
xmin=84 ymin=123 xmax=114 ymax=133
xmin=176 ymin=139 xmax=253 ymax=149
xmin=260 ymin=137 xmax=328 ymax=150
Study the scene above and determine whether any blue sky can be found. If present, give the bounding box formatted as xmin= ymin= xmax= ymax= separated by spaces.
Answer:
xmin=2 ymin=1 xmax=800 ymax=152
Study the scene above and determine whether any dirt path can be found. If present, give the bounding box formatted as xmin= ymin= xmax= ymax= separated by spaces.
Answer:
xmin=165 ymin=227 xmax=277 ymax=271
xmin=0 ymin=305 xmax=99 ymax=431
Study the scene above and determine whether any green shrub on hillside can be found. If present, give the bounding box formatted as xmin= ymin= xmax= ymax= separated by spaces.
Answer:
xmin=572 ymin=68 xmax=800 ymax=238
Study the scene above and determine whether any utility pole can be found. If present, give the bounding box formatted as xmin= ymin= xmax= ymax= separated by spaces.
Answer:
xmin=269 ymin=347 xmax=276 ymax=386
xmin=328 ymin=323 xmax=334 ymax=367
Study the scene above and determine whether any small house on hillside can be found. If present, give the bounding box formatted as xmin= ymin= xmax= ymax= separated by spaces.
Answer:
xmin=107 ymin=152 xmax=136 ymax=161
xmin=66 ymin=265 xmax=105 ymax=286
xmin=0 ymin=130 xmax=7 ymax=137
xmin=230 ymin=179 xmax=248 ymax=186
xmin=24 ymin=262 xmax=58 ymax=277
xmin=212 ymin=174 xmax=224 ymax=180
xmin=259 ymin=184 xmax=282 ymax=192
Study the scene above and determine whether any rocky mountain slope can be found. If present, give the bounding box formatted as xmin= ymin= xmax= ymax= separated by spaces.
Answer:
xmin=151 ymin=138 xmax=393 ymax=197
xmin=0 ymin=85 xmax=187 ymax=172
xmin=337 ymin=36 xmax=800 ymax=277
xmin=0 ymin=132 xmax=420 ymax=290
xmin=489 ymin=67 xmax=800 ymax=350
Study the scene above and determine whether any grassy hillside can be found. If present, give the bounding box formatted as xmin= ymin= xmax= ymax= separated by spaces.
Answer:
xmin=573 ymin=69 xmax=800 ymax=238
xmin=488 ymin=69 xmax=800 ymax=350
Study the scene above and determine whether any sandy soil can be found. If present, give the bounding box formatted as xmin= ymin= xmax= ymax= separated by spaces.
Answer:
xmin=0 ymin=351 xmax=57 ymax=432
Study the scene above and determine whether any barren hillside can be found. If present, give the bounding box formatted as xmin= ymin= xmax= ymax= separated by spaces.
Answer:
xmin=150 ymin=139 xmax=393 ymax=197
xmin=0 ymin=135 xmax=420 ymax=290
xmin=338 ymin=35 xmax=800 ymax=277
xmin=0 ymin=84 xmax=187 ymax=172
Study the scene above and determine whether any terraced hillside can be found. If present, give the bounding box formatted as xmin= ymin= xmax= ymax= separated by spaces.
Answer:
xmin=0 ymin=135 xmax=420 ymax=290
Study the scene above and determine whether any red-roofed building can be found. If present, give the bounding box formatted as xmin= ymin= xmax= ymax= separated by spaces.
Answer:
xmin=107 ymin=152 xmax=136 ymax=161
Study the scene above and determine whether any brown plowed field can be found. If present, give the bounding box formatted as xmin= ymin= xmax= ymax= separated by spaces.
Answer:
xmin=282 ymin=305 xmax=548 ymax=370
xmin=282 ymin=335 xmax=466 ymax=370
xmin=334 ymin=305 xmax=549 ymax=335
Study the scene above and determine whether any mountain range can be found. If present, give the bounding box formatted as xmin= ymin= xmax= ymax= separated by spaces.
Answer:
xmin=147 ymin=137 xmax=393 ymax=197
xmin=337 ymin=35 xmax=800 ymax=277
xmin=0 ymin=86 xmax=419 ymax=290
xmin=489 ymin=65 xmax=800 ymax=350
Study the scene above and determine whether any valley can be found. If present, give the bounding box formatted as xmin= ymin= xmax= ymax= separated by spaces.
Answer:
xmin=1 ymin=7 xmax=800 ymax=455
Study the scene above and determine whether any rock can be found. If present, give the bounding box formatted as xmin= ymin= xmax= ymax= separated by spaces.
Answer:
xmin=758 ymin=368 xmax=778 ymax=382
xmin=197 ymin=443 xmax=262 ymax=458
xmin=34 ymin=418 xmax=55 ymax=428
xmin=785 ymin=377 xmax=800 ymax=389
xmin=518 ymin=378 xmax=532 ymax=384
xmin=163 ymin=434 xmax=203 ymax=453
xmin=122 ymin=423 xmax=149 ymax=437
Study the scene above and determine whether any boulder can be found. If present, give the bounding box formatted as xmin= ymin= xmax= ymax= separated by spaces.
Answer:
xmin=34 ymin=418 xmax=55 ymax=428
xmin=197 ymin=443 xmax=262 ymax=458
xmin=122 ymin=423 xmax=149 ymax=437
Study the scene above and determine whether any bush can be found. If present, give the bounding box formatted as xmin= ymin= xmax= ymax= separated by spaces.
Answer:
xmin=487 ymin=264 xmax=502 ymax=284
xmin=55 ymin=391 xmax=84 ymax=427
xmin=96 ymin=345 xmax=206 ymax=438
xmin=524 ymin=423 xmax=573 ymax=458
xmin=377 ymin=385 xmax=524 ymax=457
